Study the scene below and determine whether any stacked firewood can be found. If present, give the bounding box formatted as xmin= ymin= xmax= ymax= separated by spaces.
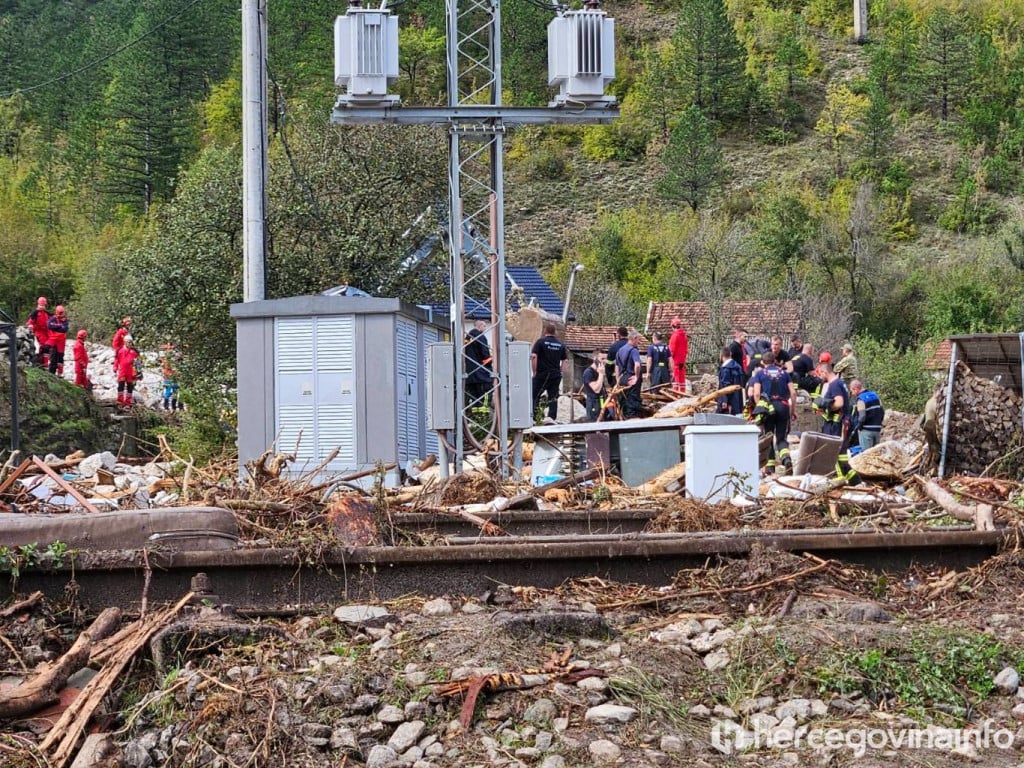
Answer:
xmin=935 ymin=360 xmax=1024 ymax=476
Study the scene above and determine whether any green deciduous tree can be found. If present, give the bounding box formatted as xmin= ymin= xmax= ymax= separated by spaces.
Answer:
xmin=657 ymin=105 xmax=724 ymax=212
xmin=815 ymin=82 xmax=869 ymax=176
xmin=753 ymin=191 xmax=818 ymax=294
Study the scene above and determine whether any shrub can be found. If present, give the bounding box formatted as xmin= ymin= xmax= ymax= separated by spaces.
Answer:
xmin=853 ymin=333 xmax=932 ymax=413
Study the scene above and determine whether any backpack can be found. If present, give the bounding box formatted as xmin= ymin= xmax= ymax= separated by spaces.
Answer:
xmin=133 ymin=357 xmax=144 ymax=381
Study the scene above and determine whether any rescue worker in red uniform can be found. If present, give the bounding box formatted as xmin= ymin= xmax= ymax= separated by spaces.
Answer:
xmin=668 ymin=316 xmax=688 ymax=393
xmin=73 ymin=329 xmax=91 ymax=390
xmin=26 ymin=296 xmax=50 ymax=367
xmin=115 ymin=335 xmax=140 ymax=409
xmin=111 ymin=316 xmax=132 ymax=374
xmin=47 ymin=305 xmax=69 ymax=376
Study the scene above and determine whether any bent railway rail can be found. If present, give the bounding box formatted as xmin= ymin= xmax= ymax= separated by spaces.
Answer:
xmin=15 ymin=523 xmax=1010 ymax=613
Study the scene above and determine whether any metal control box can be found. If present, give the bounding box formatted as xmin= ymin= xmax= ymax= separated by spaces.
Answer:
xmin=506 ymin=341 xmax=533 ymax=429
xmin=426 ymin=343 xmax=456 ymax=430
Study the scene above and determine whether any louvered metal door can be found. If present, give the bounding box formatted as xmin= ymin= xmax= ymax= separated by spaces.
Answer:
xmin=395 ymin=319 xmax=419 ymax=464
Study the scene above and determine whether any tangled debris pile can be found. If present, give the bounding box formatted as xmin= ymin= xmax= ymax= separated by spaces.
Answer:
xmin=7 ymin=547 xmax=1024 ymax=767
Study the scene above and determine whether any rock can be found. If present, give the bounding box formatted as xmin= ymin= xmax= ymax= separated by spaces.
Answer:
xmin=749 ymin=713 xmax=778 ymax=732
xmin=388 ymin=721 xmax=426 ymax=753
xmin=524 ymin=698 xmax=559 ymax=725
xmin=703 ymin=647 xmax=730 ymax=671
xmin=365 ymin=744 xmax=398 ymax=768
xmin=497 ymin=611 xmax=610 ymax=639
xmin=515 ymin=747 xmax=541 ymax=760
xmin=405 ymin=670 xmax=428 ymax=688
xmin=330 ymin=728 xmax=358 ymax=751
xmin=584 ymin=703 xmax=637 ymax=724
xmin=376 ymin=704 xmax=405 ymax=724
xmin=349 ymin=694 xmax=380 ymax=713
xmin=689 ymin=704 xmax=711 ymax=719
xmin=775 ymin=699 xmax=812 ymax=722
xmin=535 ymin=731 xmax=553 ymax=751
xmin=333 ymin=605 xmax=395 ymax=628
xmin=300 ymin=723 xmax=332 ymax=746
xmin=997 ymin=668 xmax=1021 ymax=695
xmin=552 ymin=717 xmax=569 ymax=732
xmin=461 ymin=601 xmax=486 ymax=614
xmin=123 ymin=741 xmax=152 ymax=768
xmin=737 ymin=696 xmax=775 ymax=715
xmin=588 ymin=739 xmax=621 ymax=763
xmin=79 ymin=451 xmax=117 ymax=478
xmin=702 ymin=618 xmax=725 ymax=632
xmin=539 ymin=756 xmax=566 ymax=768
xmin=404 ymin=701 xmax=428 ymax=720
xmin=950 ymin=741 xmax=981 ymax=762
xmin=421 ymin=598 xmax=453 ymax=617
xmin=577 ymin=676 xmax=608 ymax=692
xmin=660 ymin=735 xmax=686 ymax=753
xmin=712 ymin=705 xmax=737 ymax=720
xmin=809 ymin=699 xmax=828 ymax=717
xmin=1013 ymin=703 xmax=1024 ymax=721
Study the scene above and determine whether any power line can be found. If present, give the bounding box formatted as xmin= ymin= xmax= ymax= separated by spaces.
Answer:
xmin=0 ymin=0 xmax=208 ymax=99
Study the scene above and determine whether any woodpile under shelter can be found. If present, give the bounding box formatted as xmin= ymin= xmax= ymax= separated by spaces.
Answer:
xmin=231 ymin=296 xmax=448 ymax=486
xmin=934 ymin=333 xmax=1024 ymax=478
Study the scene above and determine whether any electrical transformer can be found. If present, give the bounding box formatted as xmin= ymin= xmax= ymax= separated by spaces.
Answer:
xmin=334 ymin=6 xmax=400 ymax=106
xmin=547 ymin=9 xmax=616 ymax=106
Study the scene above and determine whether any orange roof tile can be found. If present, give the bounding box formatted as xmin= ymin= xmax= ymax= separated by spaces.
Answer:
xmin=564 ymin=325 xmax=649 ymax=354
xmin=645 ymin=300 xmax=802 ymax=337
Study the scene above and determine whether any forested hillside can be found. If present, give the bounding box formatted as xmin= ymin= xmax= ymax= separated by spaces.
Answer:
xmin=0 ymin=0 xmax=1022 ymax=427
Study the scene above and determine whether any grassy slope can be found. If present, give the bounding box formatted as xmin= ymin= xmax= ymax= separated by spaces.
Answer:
xmin=503 ymin=3 xmax=1021 ymax=275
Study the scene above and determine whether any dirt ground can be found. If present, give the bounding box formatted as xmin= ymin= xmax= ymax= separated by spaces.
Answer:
xmin=5 ymin=545 xmax=1024 ymax=767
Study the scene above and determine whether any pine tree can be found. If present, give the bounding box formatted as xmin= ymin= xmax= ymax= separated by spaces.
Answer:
xmin=671 ymin=0 xmax=746 ymax=123
xmin=657 ymin=105 xmax=723 ymax=212
xmin=919 ymin=7 xmax=974 ymax=121
xmin=858 ymin=86 xmax=894 ymax=173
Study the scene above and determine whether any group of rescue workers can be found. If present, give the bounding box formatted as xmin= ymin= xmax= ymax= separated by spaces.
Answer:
xmin=25 ymin=297 xmax=182 ymax=411
xmin=572 ymin=320 xmax=884 ymax=481
xmin=716 ymin=329 xmax=883 ymax=480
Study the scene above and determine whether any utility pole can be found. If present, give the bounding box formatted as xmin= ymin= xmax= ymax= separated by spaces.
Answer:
xmin=853 ymin=0 xmax=868 ymax=43
xmin=242 ymin=0 xmax=268 ymax=302
xmin=333 ymin=0 xmax=617 ymax=475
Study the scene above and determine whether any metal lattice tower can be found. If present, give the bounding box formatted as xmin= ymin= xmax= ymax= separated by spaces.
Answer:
xmin=447 ymin=0 xmax=507 ymax=468
xmin=332 ymin=0 xmax=617 ymax=477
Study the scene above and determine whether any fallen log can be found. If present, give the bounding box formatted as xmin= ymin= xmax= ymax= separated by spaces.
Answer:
xmin=502 ymin=467 xmax=604 ymax=510
xmin=0 ymin=590 xmax=44 ymax=619
xmin=654 ymin=385 xmax=740 ymax=419
xmin=40 ymin=593 xmax=194 ymax=768
xmin=916 ymin=476 xmax=995 ymax=531
xmin=0 ymin=607 xmax=121 ymax=720
xmin=638 ymin=461 xmax=687 ymax=495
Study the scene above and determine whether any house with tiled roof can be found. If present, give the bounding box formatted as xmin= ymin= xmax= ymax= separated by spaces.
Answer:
xmin=563 ymin=325 xmax=649 ymax=391
xmin=644 ymin=300 xmax=802 ymax=368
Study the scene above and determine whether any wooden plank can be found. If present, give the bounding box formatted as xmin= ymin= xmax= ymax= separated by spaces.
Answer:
xmin=31 ymin=456 xmax=100 ymax=514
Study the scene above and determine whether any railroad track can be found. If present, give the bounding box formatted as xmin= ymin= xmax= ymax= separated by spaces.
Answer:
xmin=16 ymin=521 xmax=1009 ymax=613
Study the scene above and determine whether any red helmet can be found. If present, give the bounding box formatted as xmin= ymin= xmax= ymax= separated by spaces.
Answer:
xmin=55 ymin=305 xmax=66 ymax=316
xmin=37 ymin=297 xmax=47 ymax=308
xmin=819 ymin=351 xmax=832 ymax=364
xmin=77 ymin=329 xmax=87 ymax=340
xmin=670 ymin=316 xmax=682 ymax=328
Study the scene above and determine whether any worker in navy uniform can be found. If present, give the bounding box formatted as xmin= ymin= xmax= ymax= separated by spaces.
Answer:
xmin=749 ymin=351 xmax=796 ymax=474
xmin=615 ymin=330 xmax=644 ymax=419
xmin=605 ymin=326 xmax=628 ymax=382
xmin=465 ymin=319 xmax=493 ymax=408
xmin=646 ymin=332 xmax=672 ymax=388
xmin=769 ymin=335 xmax=790 ymax=365
xmin=787 ymin=342 xmax=821 ymax=393
xmin=849 ymin=379 xmax=885 ymax=451
xmin=716 ymin=346 xmax=744 ymax=415
xmin=530 ymin=321 xmax=568 ymax=423
xmin=582 ymin=350 xmax=608 ymax=421
xmin=815 ymin=361 xmax=860 ymax=483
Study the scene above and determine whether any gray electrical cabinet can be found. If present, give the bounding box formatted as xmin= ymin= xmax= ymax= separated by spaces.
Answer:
xmin=232 ymin=296 xmax=448 ymax=486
